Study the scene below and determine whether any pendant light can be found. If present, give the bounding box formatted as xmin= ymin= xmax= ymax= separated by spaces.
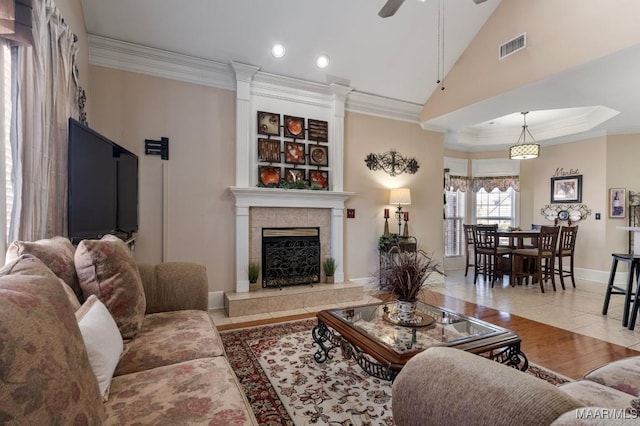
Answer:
xmin=509 ymin=112 xmax=540 ymax=160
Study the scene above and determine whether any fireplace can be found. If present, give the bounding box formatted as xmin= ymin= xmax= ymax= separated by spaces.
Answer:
xmin=262 ymin=227 xmax=320 ymax=288
xmin=230 ymin=187 xmax=353 ymax=292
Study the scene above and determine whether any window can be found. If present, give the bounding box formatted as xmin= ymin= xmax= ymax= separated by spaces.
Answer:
xmin=475 ymin=187 xmax=516 ymax=228
xmin=444 ymin=189 xmax=466 ymax=256
xmin=1 ymin=43 xmax=13 ymax=247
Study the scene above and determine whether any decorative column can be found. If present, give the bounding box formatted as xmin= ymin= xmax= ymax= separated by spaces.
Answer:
xmin=329 ymin=83 xmax=352 ymax=192
xmin=232 ymin=62 xmax=259 ymax=291
xmin=331 ymin=207 xmax=346 ymax=283
xmin=232 ymin=62 xmax=259 ymax=187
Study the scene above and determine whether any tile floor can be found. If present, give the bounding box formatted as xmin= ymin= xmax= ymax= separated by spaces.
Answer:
xmin=210 ymin=268 xmax=640 ymax=351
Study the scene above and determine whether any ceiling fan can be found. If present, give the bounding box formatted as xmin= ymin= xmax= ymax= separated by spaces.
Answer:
xmin=378 ymin=0 xmax=488 ymax=18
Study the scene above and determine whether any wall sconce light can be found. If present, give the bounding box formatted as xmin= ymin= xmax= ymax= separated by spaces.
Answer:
xmin=365 ymin=150 xmax=419 ymax=177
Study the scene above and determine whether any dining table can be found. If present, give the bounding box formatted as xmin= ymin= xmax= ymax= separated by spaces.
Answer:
xmin=497 ymin=229 xmax=540 ymax=249
xmin=496 ymin=229 xmax=541 ymax=286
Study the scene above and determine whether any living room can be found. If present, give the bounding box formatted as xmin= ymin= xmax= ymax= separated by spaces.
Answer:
xmin=51 ymin=0 xmax=639 ymax=306
xmin=3 ymin=0 xmax=640 ymax=424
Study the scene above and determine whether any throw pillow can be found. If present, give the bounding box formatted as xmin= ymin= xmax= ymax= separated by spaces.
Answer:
xmin=75 ymin=234 xmax=146 ymax=339
xmin=60 ymin=278 xmax=82 ymax=311
xmin=5 ymin=236 xmax=81 ymax=301
xmin=76 ymin=295 xmax=124 ymax=400
xmin=0 ymin=255 xmax=104 ymax=424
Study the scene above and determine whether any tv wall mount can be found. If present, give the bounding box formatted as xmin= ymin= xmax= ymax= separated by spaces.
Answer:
xmin=145 ymin=137 xmax=169 ymax=160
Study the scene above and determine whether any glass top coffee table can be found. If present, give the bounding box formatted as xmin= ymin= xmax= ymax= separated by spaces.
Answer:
xmin=312 ymin=301 xmax=528 ymax=381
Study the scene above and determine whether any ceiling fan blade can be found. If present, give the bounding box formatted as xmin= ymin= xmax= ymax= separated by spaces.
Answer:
xmin=378 ymin=0 xmax=405 ymax=18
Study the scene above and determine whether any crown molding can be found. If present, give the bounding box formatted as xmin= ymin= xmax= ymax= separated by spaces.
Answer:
xmin=88 ymin=35 xmax=423 ymax=123
xmin=346 ymin=91 xmax=422 ymax=123
xmin=88 ymin=34 xmax=236 ymax=91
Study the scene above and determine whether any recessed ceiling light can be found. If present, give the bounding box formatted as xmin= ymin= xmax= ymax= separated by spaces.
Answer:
xmin=271 ymin=43 xmax=286 ymax=58
xmin=316 ymin=54 xmax=330 ymax=69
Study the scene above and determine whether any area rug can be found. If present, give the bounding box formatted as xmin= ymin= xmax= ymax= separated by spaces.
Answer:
xmin=220 ymin=319 xmax=570 ymax=426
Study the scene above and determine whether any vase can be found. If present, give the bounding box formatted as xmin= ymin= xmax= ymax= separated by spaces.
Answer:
xmin=249 ymin=282 xmax=258 ymax=292
xmin=326 ymin=276 xmax=334 ymax=284
xmin=396 ymin=299 xmax=418 ymax=323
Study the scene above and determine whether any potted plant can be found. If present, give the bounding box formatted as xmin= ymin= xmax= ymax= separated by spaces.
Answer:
xmin=379 ymin=248 xmax=443 ymax=323
xmin=323 ymin=257 xmax=337 ymax=284
xmin=248 ymin=262 xmax=260 ymax=291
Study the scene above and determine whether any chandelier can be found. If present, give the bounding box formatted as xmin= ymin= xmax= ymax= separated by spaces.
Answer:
xmin=509 ymin=112 xmax=540 ymax=160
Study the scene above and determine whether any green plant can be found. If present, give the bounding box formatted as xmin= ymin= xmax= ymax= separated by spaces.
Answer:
xmin=323 ymin=257 xmax=337 ymax=277
xmin=379 ymin=249 xmax=443 ymax=301
xmin=248 ymin=262 xmax=260 ymax=283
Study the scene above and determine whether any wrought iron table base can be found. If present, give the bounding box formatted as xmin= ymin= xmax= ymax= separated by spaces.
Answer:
xmin=312 ymin=319 xmax=528 ymax=382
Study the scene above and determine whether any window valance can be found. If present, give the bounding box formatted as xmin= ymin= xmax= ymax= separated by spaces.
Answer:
xmin=445 ymin=175 xmax=470 ymax=192
xmin=472 ymin=176 xmax=520 ymax=193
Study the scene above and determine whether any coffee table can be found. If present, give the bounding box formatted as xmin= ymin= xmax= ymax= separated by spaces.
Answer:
xmin=312 ymin=301 xmax=528 ymax=381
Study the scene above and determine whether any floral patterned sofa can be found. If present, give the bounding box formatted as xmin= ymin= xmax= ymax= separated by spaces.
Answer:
xmin=392 ymin=347 xmax=640 ymax=425
xmin=0 ymin=235 xmax=257 ymax=425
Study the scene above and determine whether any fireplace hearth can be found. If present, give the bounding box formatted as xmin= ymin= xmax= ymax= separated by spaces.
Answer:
xmin=262 ymin=227 xmax=321 ymax=288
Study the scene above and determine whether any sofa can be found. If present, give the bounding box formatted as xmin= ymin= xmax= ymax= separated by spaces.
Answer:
xmin=0 ymin=235 xmax=257 ymax=425
xmin=392 ymin=346 xmax=640 ymax=425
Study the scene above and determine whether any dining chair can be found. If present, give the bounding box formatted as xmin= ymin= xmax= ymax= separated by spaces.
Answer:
xmin=511 ymin=226 xmax=560 ymax=293
xmin=555 ymin=226 xmax=579 ymax=289
xmin=472 ymin=224 xmax=512 ymax=287
xmin=522 ymin=224 xmax=542 ymax=249
xmin=463 ymin=224 xmax=475 ymax=277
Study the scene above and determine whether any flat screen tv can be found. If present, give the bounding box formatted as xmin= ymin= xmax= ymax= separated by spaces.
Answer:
xmin=68 ymin=118 xmax=138 ymax=240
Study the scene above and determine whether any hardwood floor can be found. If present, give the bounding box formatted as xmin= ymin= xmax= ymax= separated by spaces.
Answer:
xmin=217 ymin=291 xmax=640 ymax=380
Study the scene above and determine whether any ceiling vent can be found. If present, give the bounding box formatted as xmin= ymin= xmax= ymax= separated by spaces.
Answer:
xmin=499 ymin=33 xmax=526 ymax=59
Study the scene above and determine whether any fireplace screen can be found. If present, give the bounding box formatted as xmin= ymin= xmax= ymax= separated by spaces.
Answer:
xmin=262 ymin=227 xmax=321 ymax=288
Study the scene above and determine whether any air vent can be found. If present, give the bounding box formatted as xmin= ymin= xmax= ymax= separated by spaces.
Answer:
xmin=499 ymin=33 xmax=526 ymax=59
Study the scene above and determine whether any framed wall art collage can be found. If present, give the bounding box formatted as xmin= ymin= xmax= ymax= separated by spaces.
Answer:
xmin=256 ymin=111 xmax=330 ymax=190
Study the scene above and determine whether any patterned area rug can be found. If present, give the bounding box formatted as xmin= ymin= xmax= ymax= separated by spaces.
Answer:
xmin=220 ymin=319 xmax=570 ymax=425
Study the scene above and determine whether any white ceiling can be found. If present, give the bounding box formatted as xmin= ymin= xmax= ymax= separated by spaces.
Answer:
xmin=80 ymin=0 xmax=640 ymax=151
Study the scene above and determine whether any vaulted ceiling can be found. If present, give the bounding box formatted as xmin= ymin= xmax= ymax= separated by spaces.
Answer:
xmin=81 ymin=0 xmax=640 ymax=151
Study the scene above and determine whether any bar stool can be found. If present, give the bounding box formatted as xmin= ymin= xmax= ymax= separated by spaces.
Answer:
xmin=602 ymin=253 xmax=640 ymax=328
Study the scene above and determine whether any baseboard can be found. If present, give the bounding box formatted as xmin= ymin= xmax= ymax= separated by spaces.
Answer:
xmin=574 ymin=267 xmax=625 ymax=284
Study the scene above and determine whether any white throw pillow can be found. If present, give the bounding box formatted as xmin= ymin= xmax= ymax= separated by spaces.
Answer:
xmin=76 ymin=295 xmax=124 ymax=400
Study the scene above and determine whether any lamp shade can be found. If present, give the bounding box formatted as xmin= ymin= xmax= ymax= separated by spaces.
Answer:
xmin=509 ymin=143 xmax=540 ymax=160
xmin=389 ymin=188 xmax=411 ymax=206
xmin=509 ymin=111 xmax=540 ymax=160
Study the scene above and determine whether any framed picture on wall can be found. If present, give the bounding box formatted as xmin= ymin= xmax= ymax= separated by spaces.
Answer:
xmin=283 ymin=115 xmax=305 ymax=139
xmin=550 ymin=175 xmax=582 ymax=203
xmin=284 ymin=142 xmax=306 ymax=164
xmin=310 ymin=170 xmax=329 ymax=189
xmin=309 ymin=145 xmax=328 ymax=167
xmin=257 ymin=111 xmax=281 ymax=136
xmin=609 ymin=188 xmax=626 ymax=218
xmin=284 ymin=168 xmax=306 ymax=184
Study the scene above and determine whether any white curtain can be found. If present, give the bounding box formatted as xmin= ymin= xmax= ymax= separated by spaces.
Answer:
xmin=0 ymin=40 xmax=9 ymax=256
xmin=11 ymin=0 xmax=78 ymax=241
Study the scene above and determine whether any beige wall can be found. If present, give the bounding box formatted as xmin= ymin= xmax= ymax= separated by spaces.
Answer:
xmin=88 ymin=66 xmax=237 ymax=293
xmin=344 ymin=112 xmax=444 ymax=281
xmin=422 ymin=0 xmax=640 ymax=122
xmin=606 ymin=134 xmax=640 ymax=257
xmin=520 ymin=137 xmax=609 ymax=271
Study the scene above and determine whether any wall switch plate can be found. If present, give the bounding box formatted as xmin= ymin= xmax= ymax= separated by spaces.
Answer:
xmin=347 ymin=209 xmax=355 ymax=218
xmin=596 ymin=213 xmax=601 ymax=220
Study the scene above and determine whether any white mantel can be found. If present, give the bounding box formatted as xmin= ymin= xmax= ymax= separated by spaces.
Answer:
xmin=230 ymin=187 xmax=354 ymax=292
xmin=230 ymin=62 xmax=355 ymax=293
